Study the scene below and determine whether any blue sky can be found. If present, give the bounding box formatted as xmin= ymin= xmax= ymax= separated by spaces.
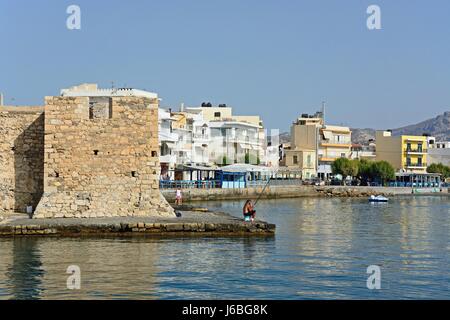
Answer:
xmin=1 ymin=0 xmax=449 ymax=131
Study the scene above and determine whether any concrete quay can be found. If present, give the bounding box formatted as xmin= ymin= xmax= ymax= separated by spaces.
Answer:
xmin=0 ymin=208 xmax=275 ymax=238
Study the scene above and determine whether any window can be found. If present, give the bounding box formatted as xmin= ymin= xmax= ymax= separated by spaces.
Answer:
xmin=406 ymin=143 xmax=411 ymax=151
xmin=417 ymin=157 xmax=422 ymax=166
xmin=89 ymin=97 xmax=112 ymax=119
xmin=406 ymin=157 xmax=411 ymax=166
xmin=293 ymin=155 xmax=298 ymax=164
xmin=307 ymin=155 xmax=312 ymax=166
xmin=418 ymin=143 xmax=422 ymax=152
xmin=341 ymin=153 xmax=346 ymax=158
xmin=214 ymin=112 xmax=221 ymax=118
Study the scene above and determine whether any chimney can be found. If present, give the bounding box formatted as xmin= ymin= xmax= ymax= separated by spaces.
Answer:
xmin=180 ymin=102 xmax=184 ymax=112
xmin=0 ymin=93 xmax=3 ymax=106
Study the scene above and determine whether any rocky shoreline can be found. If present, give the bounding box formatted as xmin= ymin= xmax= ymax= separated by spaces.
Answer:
xmin=315 ymin=186 xmax=448 ymax=197
xmin=0 ymin=208 xmax=276 ymax=238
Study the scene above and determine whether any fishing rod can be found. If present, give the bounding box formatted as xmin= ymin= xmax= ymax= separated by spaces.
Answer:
xmin=253 ymin=169 xmax=280 ymax=208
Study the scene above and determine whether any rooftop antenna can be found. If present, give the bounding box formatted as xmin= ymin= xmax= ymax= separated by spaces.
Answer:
xmin=321 ymin=101 xmax=326 ymax=124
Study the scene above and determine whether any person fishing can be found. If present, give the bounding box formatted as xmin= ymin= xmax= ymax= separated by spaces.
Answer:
xmin=243 ymin=199 xmax=256 ymax=222
xmin=243 ymin=170 xmax=279 ymax=222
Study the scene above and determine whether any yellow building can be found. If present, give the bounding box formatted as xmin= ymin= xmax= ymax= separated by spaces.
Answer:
xmin=376 ymin=130 xmax=428 ymax=173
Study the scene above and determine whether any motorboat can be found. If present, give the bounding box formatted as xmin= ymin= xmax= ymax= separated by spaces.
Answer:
xmin=369 ymin=195 xmax=389 ymax=202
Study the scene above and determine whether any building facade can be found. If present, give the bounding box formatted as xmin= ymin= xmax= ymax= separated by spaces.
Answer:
xmin=1 ymin=84 xmax=174 ymax=218
xmin=428 ymin=140 xmax=450 ymax=166
xmin=375 ymin=130 xmax=428 ymax=173
xmin=177 ymin=104 xmax=266 ymax=167
xmin=317 ymin=125 xmax=352 ymax=179
xmin=285 ymin=111 xmax=352 ymax=180
xmin=284 ymin=113 xmax=323 ymax=179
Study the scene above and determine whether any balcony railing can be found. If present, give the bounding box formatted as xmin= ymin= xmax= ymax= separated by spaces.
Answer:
xmin=404 ymin=148 xmax=427 ymax=153
xmin=321 ymin=140 xmax=352 ymax=145
xmin=405 ymin=162 xmax=427 ymax=168
xmin=193 ymin=134 xmax=209 ymax=140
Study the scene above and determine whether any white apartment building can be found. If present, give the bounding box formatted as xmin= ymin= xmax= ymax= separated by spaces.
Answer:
xmin=159 ymin=109 xmax=178 ymax=179
xmin=185 ymin=104 xmax=266 ymax=166
xmin=209 ymin=120 xmax=262 ymax=165
xmin=158 ymin=103 xmax=268 ymax=180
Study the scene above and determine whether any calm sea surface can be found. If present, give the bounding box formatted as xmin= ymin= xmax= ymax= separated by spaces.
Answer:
xmin=0 ymin=196 xmax=449 ymax=300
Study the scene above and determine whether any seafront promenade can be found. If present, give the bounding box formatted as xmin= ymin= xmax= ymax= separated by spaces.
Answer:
xmin=161 ymin=185 xmax=449 ymax=202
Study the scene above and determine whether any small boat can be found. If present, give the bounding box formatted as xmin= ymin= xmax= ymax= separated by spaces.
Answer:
xmin=369 ymin=195 xmax=389 ymax=202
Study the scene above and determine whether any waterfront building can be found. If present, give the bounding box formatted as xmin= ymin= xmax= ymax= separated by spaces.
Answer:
xmin=375 ymin=130 xmax=428 ymax=173
xmin=159 ymin=108 xmax=178 ymax=180
xmin=184 ymin=104 xmax=265 ymax=166
xmin=317 ymin=125 xmax=352 ymax=179
xmin=428 ymin=140 xmax=450 ymax=166
xmin=158 ymin=108 xmax=212 ymax=180
xmin=285 ymin=112 xmax=323 ymax=179
xmin=209 ymin=120 xmax=262 ymax=165
xmin=285 ymin=111 xmax=352 ymax=180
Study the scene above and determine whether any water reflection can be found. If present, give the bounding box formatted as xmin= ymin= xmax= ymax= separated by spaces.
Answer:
xmin=7 ymin=238 xmax=44 ymax=300
xmin=0 ymin=196 xmax=449 ymax=299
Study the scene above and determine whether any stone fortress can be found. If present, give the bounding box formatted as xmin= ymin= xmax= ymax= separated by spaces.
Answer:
xmin=0 ymin=84 xmax=174 ymax=219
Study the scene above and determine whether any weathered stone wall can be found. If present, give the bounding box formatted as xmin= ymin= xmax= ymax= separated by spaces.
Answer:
xmin=0 ymin=106 xmax=45 ymax=214
xmin=34 ymin=96 xmax=173 ymax=218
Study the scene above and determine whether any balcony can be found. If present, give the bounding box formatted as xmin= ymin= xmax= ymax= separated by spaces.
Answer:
xmin=405 ymin=162 xmax=427 ymax=168
xmin=404 ymin=148 xmax=427 ymax=154
xmin=160 ymin=154 xmax=177 ymax=164
xmin=320 ymin=140 xmax=352 ymax=147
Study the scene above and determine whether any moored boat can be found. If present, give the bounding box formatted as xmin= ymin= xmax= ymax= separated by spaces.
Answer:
xmin=369 ymin=195 xmax=389 ymax=202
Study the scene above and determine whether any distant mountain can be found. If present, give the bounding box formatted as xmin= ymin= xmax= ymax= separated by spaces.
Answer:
xmin=279 ymin=132 xmax=291 ymax=144
xmin=280 ymin=111 xmax=450 ymax=145
xmin=391 ymin=111 xmax=450 ymax=141
xmin=351 ymin=128 xmax=376 ymax=145
xmin=352 ymin=111 xmax=450 ymax=144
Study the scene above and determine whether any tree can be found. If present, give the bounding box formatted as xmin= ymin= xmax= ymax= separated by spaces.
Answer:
xmin=357 ymin=159 xmax=375 ymax=185
xmin=332 ymin=158 xmax=359 ymax=185
xmin=244 ymin=152 xmax=250 ymax=164
xmin=372 ymin=161 xmax=395 ymax=185
xmin=427 ymin=163 xmax=450 ymax=179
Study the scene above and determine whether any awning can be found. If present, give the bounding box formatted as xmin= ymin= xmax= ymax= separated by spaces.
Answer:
xmin=239 ymin=143 xmax=251 ymax=149
xmin=323 ymin=131 xmax=333 ymax=140
xmin=221 ymin=164 xmax=275 ymax=173
xmin=163 ymin=141 xmax=176 ymax=148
